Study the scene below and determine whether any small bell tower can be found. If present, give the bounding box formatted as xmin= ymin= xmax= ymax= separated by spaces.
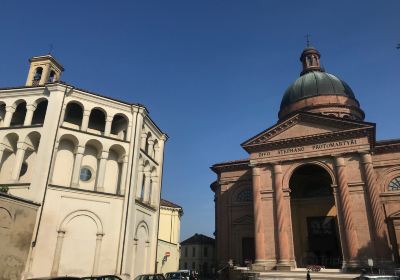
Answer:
xmin=26 ymin=55 xmax=64 ymax=86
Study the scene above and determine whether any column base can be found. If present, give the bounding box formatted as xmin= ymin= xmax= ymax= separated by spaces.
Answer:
xmin=251 ymin=259 xmax=277 ymax=271
xmin=342 ymin=259 xmax=361 ymax=272
xmin=276 ymin=260 xmax=295 ymax=271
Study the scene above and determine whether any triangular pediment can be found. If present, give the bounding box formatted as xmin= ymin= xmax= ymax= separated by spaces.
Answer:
xmin=241 ymin=113 xmax=375 ymax=152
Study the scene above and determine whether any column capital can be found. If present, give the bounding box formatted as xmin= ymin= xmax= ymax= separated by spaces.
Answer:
xmin=6 ymin=106 xmax=15 ymax=113
xmin=272 ymin=163 xmax=282 ymax=174
xmin=26 ymin=104 xmax=37 ymax=111
xmin=57 ymin=230 xmax=66 ymax=235
xmin=83 ymin=110 xmax=91 ymax=116
xmin=360 ymin=152 xmax=373 ymax=164
xmin=250 ymin=164 xmax=261 ymax=176
xmin=120 ymin=155 xmax=129 ymax=163
xmin=17 ymin=142 xmax=27 ymax=150
xmin=76 ymin=146 xmax=85 ymax=154
xmin=99 ymin=150 xmax=109 ymax=159
xmin=333 ymin=156 xmax=345 ymax=167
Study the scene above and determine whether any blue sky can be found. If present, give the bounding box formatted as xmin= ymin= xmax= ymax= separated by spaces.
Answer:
xmin=0 ymin=1 xmax=399 ymax=240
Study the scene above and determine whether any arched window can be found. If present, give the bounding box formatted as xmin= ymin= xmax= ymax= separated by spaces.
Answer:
xmin=33 ymin=67 xmax=43 ymax=81
xmin=145 ymin=133 xmax=151 ymax=154
xmin=64 ymin=102 xmax=83 ymax=127
xmin=111 ymin=114 xmax=128 ymax=140
xmin=88 ymin=108 xmax=106 ymax=133
xmin=10 ymin=102 xmax=27 ymax=127
xmin=236 ymin=189 xmax=252 ymax=202
xmin=0 ymin=104 xmax=6 ymax=127
xmin=32 ymin=100 xmax=48 ymax=125
xmin=389 ymin=177 xmax=400 ymax=191
xmin=48 ymin=70 xmax=56 ymax=82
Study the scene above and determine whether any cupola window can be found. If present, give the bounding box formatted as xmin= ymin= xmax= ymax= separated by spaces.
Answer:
xmin=48 ymin=70 xmax=56 ymax=82
xmin=389 ymin=176 xmax=400 ymax=191
xmin=33 ymin=67 xmax=43 ymax=86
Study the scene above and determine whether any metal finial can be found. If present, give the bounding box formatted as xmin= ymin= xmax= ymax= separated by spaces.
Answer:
xmin=305 ymin=34 xmax=311 ymax=47
xmin=48 ymin=44 xmax=54 ymax=55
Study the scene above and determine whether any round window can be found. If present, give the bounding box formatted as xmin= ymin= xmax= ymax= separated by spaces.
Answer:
xmin=80 ymin=167 xmax=92 ymax=182
xmin=19 ymin=162 xmax=28 ymax=177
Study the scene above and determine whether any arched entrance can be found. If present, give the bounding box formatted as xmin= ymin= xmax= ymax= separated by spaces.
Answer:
xmin=289 ymin=164 xmax=342 ymax=268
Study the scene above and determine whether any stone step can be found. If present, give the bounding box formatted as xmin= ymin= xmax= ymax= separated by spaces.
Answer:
xmin=257 ymin=270 xmax=359 ymax=280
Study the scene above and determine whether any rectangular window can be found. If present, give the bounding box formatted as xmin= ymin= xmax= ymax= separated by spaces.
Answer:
xmin=192 ymin=262 xmax=196 ymax=270
xmin=185 ymin=247 xmax=188 ymax=257
xmin=192 ymin=247 xmax=196 ymax=257
xmin=204 ymin=247 xmax=208 ymax=257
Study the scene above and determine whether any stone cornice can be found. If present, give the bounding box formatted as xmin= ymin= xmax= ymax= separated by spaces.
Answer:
xmin=210 ymin=159 xmax=250 ymax=174
xmin=374 ymin=139 xmax=400 ymax=154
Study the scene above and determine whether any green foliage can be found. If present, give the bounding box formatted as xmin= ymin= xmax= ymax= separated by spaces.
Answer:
xmin=0 ymin=186 xmax=9 ymax=193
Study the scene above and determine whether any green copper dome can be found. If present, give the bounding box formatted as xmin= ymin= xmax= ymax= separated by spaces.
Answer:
xmin=280 ymin=71 xmax=356 ymax=109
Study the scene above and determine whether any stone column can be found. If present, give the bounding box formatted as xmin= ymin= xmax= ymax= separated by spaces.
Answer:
xmin=143 ymin=172 xmax=151 ymax=203
xmin=96 ymin=151 xmax=109 ymax=192
xmin=50 ymin=230 xmax=66 ymax=276
xmin=144 ymin=241 xmax=150 ymax=272
xmin=12 ymin=142 xmax=27 ymax=181
xmin=70 ymin=146 xmax=85 ymax=188
xmin=360 ymin=152 xmax=387 ymax=259
xmin=3 ymin=106 xmax=15 ymax=127
xmin=334 ymin=156 xmax=359 ymax=265
xmin=23 ymin=104 xmax=37 ymax=126
xmin=251 ymin=165 xmax=267 ymax=265
xmin=125 ymin=121 xmax=132 ymax=141
xmin=48 ymin=143 xmax=59 ymax=184
xmin=81 ymin=110 xmax=91 ymax=131
xmin=59 ymin=104 xmax=67 ymax=125
xmin=136 ymin=164 xmax=145 ymax=198
xmin=118 ymin=156 xmax=129 ymax=195
xmin=147 ymin=139 xmax=154 ymax=157
xmin=140 ymin=132 xmax=148 ymax=150
xmin=40 ymin=64 xmax=50 ymax=84
xmin=273 ymin=163 xmax=292 ymax=270
xmin=149 ymin=177 xmax=157 ymax=205
xmin=92 ymin=233 xmax=104 ymax=275
xmin=104 ymin=116 xmax=113 ymax=137
xmin=0 ymin=145 xmax=5 ymax=170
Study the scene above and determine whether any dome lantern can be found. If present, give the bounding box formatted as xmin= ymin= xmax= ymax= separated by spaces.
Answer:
xmin=300 ymin=47 xmax=322 ymax=75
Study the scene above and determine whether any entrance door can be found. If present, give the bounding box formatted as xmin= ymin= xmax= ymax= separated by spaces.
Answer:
xmin=307 ymin=216 xmax=341 ymax=267
xmin=242 ymin=237 xmax=255 ymax=265
xmin=289 ymin=164 xmax=343 ymax=268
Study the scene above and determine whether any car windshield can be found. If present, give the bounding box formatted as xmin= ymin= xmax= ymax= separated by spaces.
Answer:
xmin=166 ymin=273 xmax=181 ymax=279
xmin=135 ymin=275 xmax=164 ymax=280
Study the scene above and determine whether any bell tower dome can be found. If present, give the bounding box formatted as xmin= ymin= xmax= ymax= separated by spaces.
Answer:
xmin=26 ymin=55 xmax=64 ymax=86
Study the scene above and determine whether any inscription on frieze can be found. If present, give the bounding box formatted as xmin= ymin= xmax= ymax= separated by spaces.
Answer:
xmin=258 ymin=139 xmax=358 ymax=158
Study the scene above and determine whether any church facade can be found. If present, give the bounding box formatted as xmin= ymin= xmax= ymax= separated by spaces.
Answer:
xmin=211 ymin=47 xmax=400 ymax=271
xmin=0 ymin=55 xmax=167 ymax=279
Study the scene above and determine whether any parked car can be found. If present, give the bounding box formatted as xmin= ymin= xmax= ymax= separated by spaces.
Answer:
xmin=28 ymin=277 xmax=81 ymax=280
xmin=165 ymin=272 xmax=189 ymax=280
xmin=81 ymin=276 xmax=123 ymax=280
xmin=134 ymin=274 xmax=166 ymax=280
xmin=353 ymin=276 xmax=399 ymax=280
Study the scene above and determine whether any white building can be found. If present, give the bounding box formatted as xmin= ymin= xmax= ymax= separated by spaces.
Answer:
xmin=156 ymin=199 xmax=183 ymax=274
xmin=0 ymin=54 xmax=167 ymax=279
